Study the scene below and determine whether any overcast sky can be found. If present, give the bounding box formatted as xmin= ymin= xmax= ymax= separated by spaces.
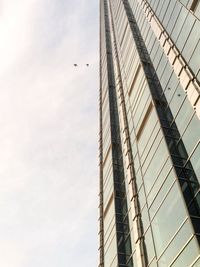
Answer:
xmin=0 ymin=1 xmax=99 ymax=266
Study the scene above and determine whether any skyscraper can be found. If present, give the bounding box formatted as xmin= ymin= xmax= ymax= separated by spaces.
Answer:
xmin=99 ymin=1 xmax=200 ymax=267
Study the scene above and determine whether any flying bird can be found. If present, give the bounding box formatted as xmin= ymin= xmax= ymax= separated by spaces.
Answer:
xmin=73 ymin=64 xmax=90 ymax=67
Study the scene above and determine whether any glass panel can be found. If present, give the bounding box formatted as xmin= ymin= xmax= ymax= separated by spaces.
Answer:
xmin=160 ymin=63 xmax=174 ymax=91
xmin=152 ymin=182 xmax=188 ymax=256
xmin=190 ymin=143 xmax=200 ymax=184
xmin=158 ymin=219 xmax=194 ymax=267
xmin=166 ymin=2 xmax=182 ymax=34
xmin=136 ymin=102 xmax=153 ymax=139
xmin=169 ymin=84 xmax=186 ymax=118
xmin=182 ymin=20 xmax=200 ymax=62
xmin=159 ymin=0 xmax=170 ymax=21
xmin=189 ymin=40 xmax=200 ymax=74
xmin=144 ymin=228 xmax=155 ymax=264
xmin=148 ymin=34 xmax=156 ymax=53
xmin=134 ymin=94 xmax=151 ymax=128
xmin=104 ymin=200 xmax=115 ymax=234
xmin=142 ymin=131 xmax=163 ymax=171
xmin=140 ymin=123 xmax=161 ymax=164
xmin=163 ymin=0 xmax=176 ymax=28
xmin=136 ymin=169 xmax=143 ymax=189
xmin=138 ymin=109 xmax=158 ymax=157
xmin=103 ymin=150 xmax=112 ymax=179
xmin=171 ymin=237 xmax=199 ymax=267
xmin=147 ymin=157 xmax=173 ymax=206
xmin=132 ymin=252 xmax=138 ymax=267
xmin=104 ymin=173 xmax=114 ymax=207
xmin=198 ymin=69 xmax=200 ymax=82
xmin=130 ymin=227 xmax=136 ymax=252
xmin=180 ymin=0 xmax=189 ymax=5
xmin=176 ymin=12 xmax=195 ymax=51
xmin=182 ymin=113 xmax=200 ymax=155
xmin=164 ymin=72 xmax=179 ymax=103
xmin=104 ymin=217 xmax=115 ymax=244
xmin=143 ymin=139 xmax=169 ymax=194
xmin=104 ymin=225 xmax=116 ymax=250
xmin=129 ymin=71 xmax=144 ymax=103
xmin=134 ymin=154 xmax=140 ymax=174
xmin=148 ymin=257 xmax=157 ymax=267
xmin=138 ymin=186 xmax=146 ymax=209
xmin=149 ymin=169 xmax=176 ymax=219
xmin=156 ymin=54 xmax=168 ymax=79
xmin=152 ymin=0 xmax=159 ymax=11
xmin=131 ymin=139 xmax=138 ymax=159
xmin=150 ymin=40 xmax=159 ymax=60
xmin=192 ymin=257 xmax=200 ymax=267
xmin=171 ymin=7 xmax=188 ymax=42
xmin=153 ymin=47 xmax=163 ymax=70
xmin=104 ymin=236 xmax=117 ymax=267
xmin=105 ymin=253 xmax=117 ymax=267
xmin=141 ymin=205 xmax=150 ymax=232
xmin=110 ymin=256 xmax=117 ymax=267
xmin=175 ymin=97 xmax=194 ymax=135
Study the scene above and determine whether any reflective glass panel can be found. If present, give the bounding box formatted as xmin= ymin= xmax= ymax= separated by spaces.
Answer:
xmin=149 ymin=169 xmax=176 ymax=220
xmin=190 ymin=143 xmax=200 ymax=183
xmin=182 ymin=113 xmax=200 ymax=155
xmin=143 ymin=139 xmax=169 ymax=194
xmin=152 ymin=182 xmax=188 ymax=256
xmin=144 ymin=228 xmax=155 ymax=264
xmin=158 ymin=219 xmax=194 ymax=267
xmin=171 ymin=237 xmax=199 ymax=267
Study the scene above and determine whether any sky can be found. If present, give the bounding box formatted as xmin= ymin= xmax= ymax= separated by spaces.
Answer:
xmin=0 ymin=1 xmax=99 ymax=266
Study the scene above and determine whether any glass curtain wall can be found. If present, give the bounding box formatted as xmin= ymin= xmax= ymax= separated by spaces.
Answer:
xmin=99 ymin=0 xmax=200 ymax=266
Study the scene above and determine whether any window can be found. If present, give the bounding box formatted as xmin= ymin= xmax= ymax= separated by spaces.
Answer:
xmin=190 ymin=144 xmax=200 ymax=181
xmin=141 ymin=205 xmax=150 ymax=232
xmin=163 ymin=72 xmax=179 ymax=103
xmin=147 ymin=157 xmax=173 ymax=207
xmin=142 ymin=138 xmax=169 ymax=193
xmin=151 ymin=182 xmax=188 ymax=256
xmin=149 ymin=169 xmax=176 ymax=220
xmin=128 ymin=64 xmax=141 ymax=96
xmin=175 ymin=96 xmax=194 ymax=135
xmin=171 ymin=236 xmax=199 ymax=267
xmin=171 ymin=7 xmax=188 ymax=42
xmin=192 ymin=257 xmax=200 ymax=267
xmin=136 ymin=102 xmax=153 ymax=141
xmin=144 ymin=228 xmax=155 ymax=264
xmin=158 ymin=220 xmax=194 ymax=267
xmin=166 ymin=2 xmax=182 ymax=35
xmin=182 ymin=20 xmax=200 ymax=62
xmin=182 ymin=113 xmax=200 ymax=155
xmin=169 ymin=84 xmax=186 ymax=118
xmin=189 ymin=40 xmax=200 ymax=74
xmin=176 ymin=12 xmax=195 ymax=51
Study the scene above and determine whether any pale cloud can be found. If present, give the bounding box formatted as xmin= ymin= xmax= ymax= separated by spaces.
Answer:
xmin=0 ymin=1 xmax=98 ymax=266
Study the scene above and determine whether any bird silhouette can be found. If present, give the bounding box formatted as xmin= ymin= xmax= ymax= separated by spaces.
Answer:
xmin=73 ymin=64 xmax=90 ymax=67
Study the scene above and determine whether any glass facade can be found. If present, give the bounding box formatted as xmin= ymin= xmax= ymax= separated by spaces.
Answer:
xmin=99 ymin=0 xmax=200 ymax=267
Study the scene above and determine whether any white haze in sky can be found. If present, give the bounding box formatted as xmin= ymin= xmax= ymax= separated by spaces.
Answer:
xmin=0 ymin=1 xmax=98 ymax=266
